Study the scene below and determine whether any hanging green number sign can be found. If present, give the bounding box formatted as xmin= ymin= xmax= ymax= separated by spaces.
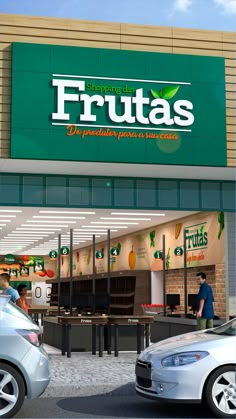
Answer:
xmin=96 ymin=250 xmax=104 ymax=259
xmin=110 ymin=247 xmax=120 ymax=256
xmin=61 ymin=247 xmax=70 ymax=256
xmin=154 ymin=250 xmax=163 ymax=259
xmin=174 ymin=247 xmax=184 ymax=256
xmin=49 ymin=250 xmax=58 ymax=259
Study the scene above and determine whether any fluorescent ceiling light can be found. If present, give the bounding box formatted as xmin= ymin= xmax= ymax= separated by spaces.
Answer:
xmin=100 ymin=217 xmax=151 ymax=221
xmin=16 ymin=227 xmax=61 ymax=234
xmin=0 ymin=210 xmax=22 ymax=213
xmin=9 ymin=232 xmax=49 ymax=235
xmin=0 ymin=220 xmax=12 ymax=222
xmin=69 ymin=232 xmax=107 ymax=235
xmin=27 ymin=220 xmax=76 ymax=224
xmin=0 ymin=224 xmax=6 ymax=226
xmin=22 ymin=224 xmax=71 ymax=228
xmin=0 ymin=215 xmax=16 ymax=218
xmin=74 ymin=229 xmax=118 ymax=232
xmin=33 ymin=216 xmax=86 ymax=219
xmin=111 ymin=212 xmax=166 ymax=216
xmin=82 ymin=225 xmax=128 ymax=229
xmin=1 ymin=238 xmax=36 ymax=241
xmin=91 ymin=222 xmax=139 ymax=225
xmin=0 ymin=241 xmax=35 ymax=244
xmin=39 ymin=211 xmax=96 ymax=214
xmin=8 ymin=236 xmax=46 ymax=239
xmin=65 ymin=236 xmax=96 ymax=239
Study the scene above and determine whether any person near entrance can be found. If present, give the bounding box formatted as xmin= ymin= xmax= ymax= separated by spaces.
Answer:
xmin=0 ymin=273 xmax=23 ymax=309
xmin=17 ymin=283 xmax=30 ymax=314
xmin=196 ymin=272 xmax=214 ymax=330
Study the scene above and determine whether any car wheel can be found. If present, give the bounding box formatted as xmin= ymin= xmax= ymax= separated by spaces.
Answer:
xmin=0 ymin=363 xmax=25 ymax=418
xmin=204 ymin=365 xmax=236 ymax=418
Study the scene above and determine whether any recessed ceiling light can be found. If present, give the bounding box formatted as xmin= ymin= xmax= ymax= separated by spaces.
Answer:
xmin=100 ymin=217 xmax=151 ymax=221
xmin=39 ymin=211 xmax=96 ymax=214
xmin=91 ymin=222 xmax=139 ymax=225
xmin=111 ymin=212 xmax=166 ymax=216
xmin=82 ymin=225 xmax=128 ymax=229
xmin=33 ymin=216 xmax=86 ymax=219
xmin=27 ymin=220 xmax=76 ymax=224
xmin=0 ymin=210 xmax=22 ymax=213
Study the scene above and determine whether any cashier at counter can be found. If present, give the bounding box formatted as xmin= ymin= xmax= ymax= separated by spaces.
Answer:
xmin=196 ymin=272 xmax=214 ymax=330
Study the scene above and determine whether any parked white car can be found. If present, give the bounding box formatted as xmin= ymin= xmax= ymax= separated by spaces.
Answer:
xmin=0 ymin=296 xmax=50 ymax=418
xmin=136 ymin=318 xmax=236 ymax=418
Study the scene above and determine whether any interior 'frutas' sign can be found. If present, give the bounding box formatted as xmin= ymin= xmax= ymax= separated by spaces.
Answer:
xmin=185 ymin=223 xmax=208 ymax=251
xmin=10 ymin=43 xmax=227 ymax=166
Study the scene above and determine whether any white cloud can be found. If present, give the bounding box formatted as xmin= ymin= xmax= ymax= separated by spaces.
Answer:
xmin=174 ymin=0 xmax=193 ymax=12
xmin=214 ymin=0 xmax=236 ymax=14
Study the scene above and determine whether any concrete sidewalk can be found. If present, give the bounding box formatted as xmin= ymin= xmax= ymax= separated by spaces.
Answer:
xmin=43 ymin=345 xmax=137 ymax=398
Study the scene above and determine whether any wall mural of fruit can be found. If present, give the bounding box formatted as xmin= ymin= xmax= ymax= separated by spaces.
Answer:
xmin=175 ymin=223 xmax=182 ymax=239
xmin=110 ymin=257 xmax=116 ymax=272
xmin=87 ymin=249 xmax=91 ymax=265
xmin=149 ymin=231 xmax=155 ymax=248
xmin=166 ymin=248 xmax=171 ymax=270
xmin=218 ymin=212 xmax=224 ymax=239
xmin=129 ymin=245 xmax=136 ymax=270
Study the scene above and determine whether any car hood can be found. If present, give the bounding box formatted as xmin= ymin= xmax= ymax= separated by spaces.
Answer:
xmin=139 ymin=330 xmax=229 ymax=361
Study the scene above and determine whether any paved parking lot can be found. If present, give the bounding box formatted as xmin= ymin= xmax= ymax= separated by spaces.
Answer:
xmin=43 ymin=347 xmax=137 ymax=397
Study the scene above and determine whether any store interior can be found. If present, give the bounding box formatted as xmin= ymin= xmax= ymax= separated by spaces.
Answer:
xmin=0 ymin=207 xmax=226 ymax=320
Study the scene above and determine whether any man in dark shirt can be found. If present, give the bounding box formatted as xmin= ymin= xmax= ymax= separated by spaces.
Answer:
xmin=196 ymin=272 xmax=214 ymax=330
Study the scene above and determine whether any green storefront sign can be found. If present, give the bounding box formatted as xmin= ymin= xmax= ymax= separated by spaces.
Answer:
xmin=11 ymin=43 xmax=226 ymax=166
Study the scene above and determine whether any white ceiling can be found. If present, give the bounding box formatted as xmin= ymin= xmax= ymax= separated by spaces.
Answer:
xmin=0 ymin=207 xmax=196 ymax=256
xmin=0 ymin=159 xmax=235 ymax=180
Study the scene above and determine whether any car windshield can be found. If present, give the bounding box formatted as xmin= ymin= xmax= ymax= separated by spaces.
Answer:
xmin=205 ymin=318 xmax=236 ymax=336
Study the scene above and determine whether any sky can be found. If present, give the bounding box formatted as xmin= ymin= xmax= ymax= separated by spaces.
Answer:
xmin=0 ymin=0 xmax=235 ymax=31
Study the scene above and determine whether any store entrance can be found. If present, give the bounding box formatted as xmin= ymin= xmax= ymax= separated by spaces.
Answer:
xmin=0 ymin=206 xmax=227 ymax=351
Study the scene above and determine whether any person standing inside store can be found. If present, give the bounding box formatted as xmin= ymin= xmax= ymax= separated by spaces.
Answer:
xmin=17 ymin=283 xmax=30 ymax=314
xmin=196 ymin=272 xmax=214 ymax=330
xmin=0 ymin=273 xmax=23 ymax=309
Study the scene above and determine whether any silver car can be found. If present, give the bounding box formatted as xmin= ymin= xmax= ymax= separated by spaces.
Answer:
xmin=0 ymin=295 xmax=50 ymax=418
xmin=136 ymin=318 xmax=236 ymax=418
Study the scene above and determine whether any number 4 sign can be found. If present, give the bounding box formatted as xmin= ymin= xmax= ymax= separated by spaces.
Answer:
xmin=110 ymin=247 xmax=120 ymax=256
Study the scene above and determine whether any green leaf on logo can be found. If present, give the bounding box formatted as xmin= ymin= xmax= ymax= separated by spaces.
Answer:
xmin=160 ymin=85 xmax=180 ymax=100
xmin=200 ymin=225 xmax=205 ymax=233
xmin=151 ymin=89 xmax=161 ymax=98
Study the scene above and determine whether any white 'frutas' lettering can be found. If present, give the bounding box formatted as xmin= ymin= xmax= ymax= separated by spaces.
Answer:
xmin=51 ymin=79 xmax=194 ymax=128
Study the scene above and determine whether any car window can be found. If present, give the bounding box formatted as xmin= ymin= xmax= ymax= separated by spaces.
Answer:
xmin=2 ymin=301 xmax=32 ymax=321
xmin=0 ymin=302 xmax=37 ymax=330
xmin=206 ymin=318 xmax=236 ymax=336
